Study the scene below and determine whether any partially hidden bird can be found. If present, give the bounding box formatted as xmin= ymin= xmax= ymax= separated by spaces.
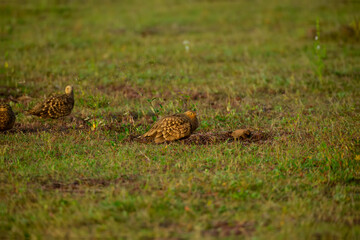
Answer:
xmin=0 ymin=101 xmax=16 ymax=131
xmin=27 ymin=85 xmax=74 ymax=119
xmin=142 ymin=110 xmax=199 ymax=143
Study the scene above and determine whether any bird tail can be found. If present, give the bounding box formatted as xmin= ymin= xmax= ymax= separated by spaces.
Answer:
xmin=135 ymin=135 xmax=151 ymax=143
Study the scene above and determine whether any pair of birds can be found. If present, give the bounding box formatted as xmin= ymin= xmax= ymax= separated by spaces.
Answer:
xmin=0 ymin=86 xmax=199 ymax=143
xmin=0 ymin=85 xmax=74 ymax=131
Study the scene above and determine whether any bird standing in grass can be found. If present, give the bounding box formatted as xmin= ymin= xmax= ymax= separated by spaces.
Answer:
xmin=27 ymin=85 xmax=74 ymax=119
xmin=142 ymin=110 xmax=199 ymax=143
xmin=0 ymin=101 xmax=16 ymax=131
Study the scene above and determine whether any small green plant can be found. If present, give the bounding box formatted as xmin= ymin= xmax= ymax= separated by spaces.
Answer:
xmin=89 ymin=118 xmax=105 ymax=131
xmin=147 ymin=97 xmax=164 ymax=115
xmin=312 ymin=19 xmax=327 ymax=83
xmin=87 ymin=95 xmax=110 ymax=109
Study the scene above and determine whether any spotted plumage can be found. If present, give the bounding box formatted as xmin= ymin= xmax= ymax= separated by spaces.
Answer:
xmin=0 ymin=101 xmax=16 ymax=131
xmin=142 ymin=110 xmax=199 ymax=143
xmin=27 ymin=85 xmax=74 ymax=119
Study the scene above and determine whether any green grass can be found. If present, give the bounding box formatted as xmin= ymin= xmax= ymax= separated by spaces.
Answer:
xmin=1 ymin=0 xmax=359 ymax=239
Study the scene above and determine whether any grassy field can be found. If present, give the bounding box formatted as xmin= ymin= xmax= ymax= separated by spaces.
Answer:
xmin=1 ymin=0 xmax=360 ymax=239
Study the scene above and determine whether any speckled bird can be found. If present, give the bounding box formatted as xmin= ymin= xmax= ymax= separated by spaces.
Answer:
xmin=142 ymin=110 xmax=199 ymax=143
xmin=0 ymin=101 xmax=16 ymax=131
xmin=27 ymin=85 xmax=74 ymax=119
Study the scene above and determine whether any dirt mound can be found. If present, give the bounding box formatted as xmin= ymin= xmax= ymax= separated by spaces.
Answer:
xmin=126 ymin=130 xmax=271 ymax=145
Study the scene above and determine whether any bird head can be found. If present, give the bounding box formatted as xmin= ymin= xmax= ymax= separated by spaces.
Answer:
xmin=184 ymin=110 xmax=197 ymax=120
xmin=0 ymin=103 xmax=10 ymax=112
xmin=184 ymin=110 xmax=199 ymax=132
xmin=65 ymin=85 xmax=74 ymax=96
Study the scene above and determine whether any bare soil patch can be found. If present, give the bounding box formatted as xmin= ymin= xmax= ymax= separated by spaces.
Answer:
xmin=97 ymin=83 xmax=146 ymax=99
xmin=126 ymin=130 xmax=271 ymax=145
xmin=4 ymin=116 xmax=89 ymax=134
xmin=202 ymin=221 xmax=256 ymax=237
xmin=41 ymin=175 xmax=139 ymax=193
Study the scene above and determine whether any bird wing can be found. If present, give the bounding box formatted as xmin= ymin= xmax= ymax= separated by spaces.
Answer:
xmin=27 ymin=96 xmax=55 ymax=116
xmin=47 ymin=95 xmax=73 ymax=118
xmin=28 ymin=94 xmax=73 ymax=118
xmin=153 ymin=115 xmax=191 ymax=143
xmin=0 ymin=103 xmax=16 ymax=131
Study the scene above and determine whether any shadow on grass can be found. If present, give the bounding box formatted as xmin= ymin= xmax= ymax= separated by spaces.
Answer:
xmin=3 ymin=116 xmax=89 ymax=134
xmin=41 ymin=175 xmax=140 ymax=193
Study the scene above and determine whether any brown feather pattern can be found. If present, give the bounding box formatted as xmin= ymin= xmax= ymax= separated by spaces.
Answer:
xmin=0 ymin=102 xmax=16 ymax=131
xmin=143 ymin=110 xmax=199 ymax=143
xmin=28 ymin=85 xmax=74 ymax=119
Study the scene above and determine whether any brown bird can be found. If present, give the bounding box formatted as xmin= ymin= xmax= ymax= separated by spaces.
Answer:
xmin=27 ymin=85 xmax=74 ymax=119
xmin=142 ymin=110 xmax=199 ymax=143
xmin=0 ymin=101 xmax=16 ymax=131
